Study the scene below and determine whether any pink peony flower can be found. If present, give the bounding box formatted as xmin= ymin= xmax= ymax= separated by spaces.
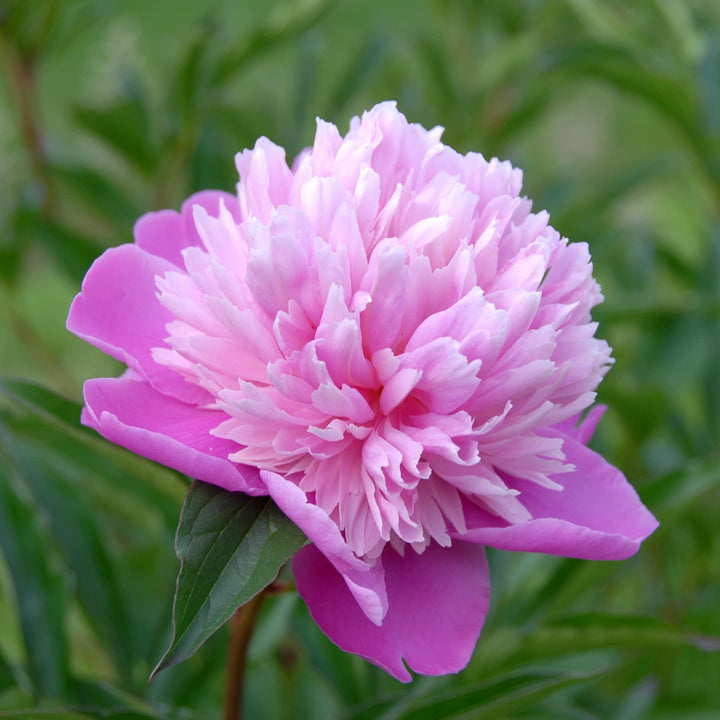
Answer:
xmin=67 ymin=102 xmax=658 ymax=681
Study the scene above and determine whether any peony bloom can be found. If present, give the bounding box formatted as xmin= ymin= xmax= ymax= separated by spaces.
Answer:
xmin=67 ymin=102 xmax=658 ymax=681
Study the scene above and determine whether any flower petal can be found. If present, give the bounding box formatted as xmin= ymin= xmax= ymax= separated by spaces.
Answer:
xmin=82 ymin=376 xmax=263 ymax=494
xmin=133 ymin=190 xmax=241 ymax=268
xmin=293 ymin=541 xmax=490 ymax=681
xmin=262 ymin=470 xmax=388 ymax=625
xmin=67 ymin=243 xmax=210 ymax=404
xmin=181 ymin=190 xmax=242 ymax=246
xmin=458 ymin=432 xmax=658 ymax=559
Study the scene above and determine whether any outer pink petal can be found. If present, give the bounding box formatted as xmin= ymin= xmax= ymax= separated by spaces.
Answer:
xmin=82 ymin=376 xmax=264 ymax=494
xmin=67 ymin=244 xmax=209 ymax=405
xmin=458 ymin=433 xmax=658 ymax=560
xmin=181 ymin=190 xmax=242 ymax=246
xmin=293 ymin=541 xmax=490 ymax=682
xmin=555 ymin=405 xmax=606 ymax=445
xmin=133 ymin=210 xmax=187 ymax=268
xmin=134 ymin=191 xmax=241 ymax=268
xmin=261 ymin=470 xmax=388 ymax=625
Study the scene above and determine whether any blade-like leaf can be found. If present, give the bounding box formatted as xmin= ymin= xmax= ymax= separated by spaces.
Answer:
xmin=152 ymin=481 xmax=306 ymax=677
xmin=0 ymin=377 xmax=85 ymax=429
xmin=73 ymin=97 xmax=156 ymax=174
xmin=346 ymin=669 xmax=600 ymax=720
xmin=212 ymin=0 xmax=336 ymax=85
xmin=523 ymin=614 xmax=720 ymax=657
xmin=0 ymin=457 xmax=69 ymax=698
xmin=7 ymin=434 xmax=133 ymax=681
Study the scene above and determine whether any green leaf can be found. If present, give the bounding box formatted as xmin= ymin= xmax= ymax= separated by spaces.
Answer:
xmin=213 ymin=0 xmax=336 ymax=85
xmin=6 ymin=434 xmax=134 ymax=681
xmin=0 ymin=379 xmax=187 ymax=672
xmin=0 ymin=455 xmax=69 ymax=698
xmin=0 ymin=712 xmax=161 ymax=720
xmin=527 ymin=614 xmax=720 ymax=656
xmin=30 ymin=216 xmax=106 ymax=283
xmin=152 ymin=481 xmax=306 ymax=677
xmin=0 ymin=713 xmax=95 ymax=720
xmin=0 ymin=646 xmax=15 ymax=693
xmin=346 ymin=669 xmax=600 ymax=720
xmin=0 ymin=377 xmax=85 ymax=429
xmin=52 ymin=163 xmax=141 ymax=229
xmin=0 ymin=378 xmax=186 ymax=523
xmin=73 ymin=95 xmax=156 ymax=174
xmin=324 ymin=32 xmax=388 ymax=118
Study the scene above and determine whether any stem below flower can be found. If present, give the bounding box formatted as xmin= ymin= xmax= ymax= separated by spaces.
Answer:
xmin=223 ymin=591 xmax=266 ymax=720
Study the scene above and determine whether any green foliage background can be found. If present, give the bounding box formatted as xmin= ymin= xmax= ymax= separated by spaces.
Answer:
xmin=1 ymin=0 xmax=719 ymax=717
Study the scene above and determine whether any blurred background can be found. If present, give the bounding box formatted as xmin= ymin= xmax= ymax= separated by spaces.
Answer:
xmin=1 ymin=0 xmax=719 ymax=718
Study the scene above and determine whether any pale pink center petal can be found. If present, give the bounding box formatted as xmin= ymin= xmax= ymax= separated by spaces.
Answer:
xmin=152 ymin=101 xmax=614 ymax=559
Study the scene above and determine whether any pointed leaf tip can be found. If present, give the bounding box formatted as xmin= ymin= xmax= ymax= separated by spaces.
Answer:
xmin=152 ymin=481 xmax=306 ymax=678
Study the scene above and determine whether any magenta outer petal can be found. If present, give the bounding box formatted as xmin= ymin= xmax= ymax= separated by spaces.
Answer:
xmin=293 ymin=541 xmax=490 ymax=682
xmin=133 ymin=210 xmax=187 ymax=268
xmin=133 ymin=191 xmax=241 ymax=268
xmin=555 ymin=405 xmax=606 ymax=445
xmin=181 ymin=190 xmax=242 ymax=246
xmin=67 ymin=243 xmax=210 ymax=405
xmin=458 ymin=433 xmax=659 ymax=560
xmin=82 ymin=376 xmax=264 ymax=494
xmin=261 ymin=470 xmax=388 ymax=625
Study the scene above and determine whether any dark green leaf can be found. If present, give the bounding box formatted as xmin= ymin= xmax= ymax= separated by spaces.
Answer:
xmin=213 ymin=0 xmax=336 ymax=85
xmin=52 ymin=163 xmax=140 ymax=228
xmin=530 ymin=614 xmax=720 ymax=655
xmin=0 ymin=454 xmax=69 ymax=698
xmin=152 ymin=481 xmax=306 ymax=677
xmin=346 ymin=669 xmax=600 ymax=720
xmin=0 ymin=713 xmax=95 ymax=720
xmin=0 ymin=647 xmax=15 ymax=693
xmin=30 ymin=217 xmax=106 ymax=283
xmin=0 ymin=377 xmax=85 ymax=429
xmin=73 ymin=97 xmax=156 ymax=174
xmin=7 ymin=434 xmax=133 ymax=681
xmin=324 ymin=32 xmax=388 ymax=119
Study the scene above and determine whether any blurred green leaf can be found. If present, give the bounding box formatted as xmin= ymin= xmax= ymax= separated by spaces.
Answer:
xmin=642 ymin=455 xmax=720 ymax=513
xmin=152 ymin=481 xmax=306 ymax=677
xmin=73 ymin=98 xmax=156 ymax=175
xmin=6 ymin=434 xmax=134 ymax=681
xmin=324 ymin=32 xmax=388 ymax=119
xmin=0 ymin=649 xmax=15 ymax=693
xmin=0 ymin=378 xmax=186 ymax=523
xmin=29 ymin=216 xmax=105 ymax=283
xmin=0 ymin=453 xmax=69 ymax=698
xmin=0 ymin=377 xmax=85 ymax=429
xmin=0 ymin=0 xmax=63 ymax=59
xmin=0 ymin=379 xmax=187 ymax=678
xmin=0 ymin=713 xmax=161 ymax=720
xmin=0 ymin=713 xmax=94 ymax=720
xmin=346 ymin=669 xmax=600 ymax=720
xmin=213 ymin=0 xmax=337 ymax=84
xmin=167 ymin=21 xmax=215 ymax=122
xmin=488 ymin=614 xmax=720 ymax=677
xmin=52 ymin=163 xmax=140 ymax=229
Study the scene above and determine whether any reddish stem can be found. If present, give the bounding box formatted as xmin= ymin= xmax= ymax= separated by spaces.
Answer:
xmin=223 ymin=592 xmax=266 ymax=720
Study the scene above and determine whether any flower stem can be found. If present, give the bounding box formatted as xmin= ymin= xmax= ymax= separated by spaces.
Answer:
xmin=223 ymin=592 xmax=266 ymax=720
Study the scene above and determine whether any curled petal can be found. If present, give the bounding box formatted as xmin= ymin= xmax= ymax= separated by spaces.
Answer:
xmin=67 ymin=244 xmax=209 ymax=404
xmin=82 ymin=376 xmax=263 ymax=494
xmin=458 ymin=433 xmax=658 ymax=560
xmin=261 ymin=470 xmax=388 ymax=625
xmin=293 ymin=541 xmax=490 ymax=681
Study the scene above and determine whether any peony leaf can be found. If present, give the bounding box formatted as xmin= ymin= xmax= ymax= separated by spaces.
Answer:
xmin=0 ymin=377 xmax=85 ymax=429
xmin=345 ymin=668 xmax=601 ymax=720
xmin=0 ymin=459 xmax=70 ymax=698
xmin=152 ymin=481 xmax=306 ymax=677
